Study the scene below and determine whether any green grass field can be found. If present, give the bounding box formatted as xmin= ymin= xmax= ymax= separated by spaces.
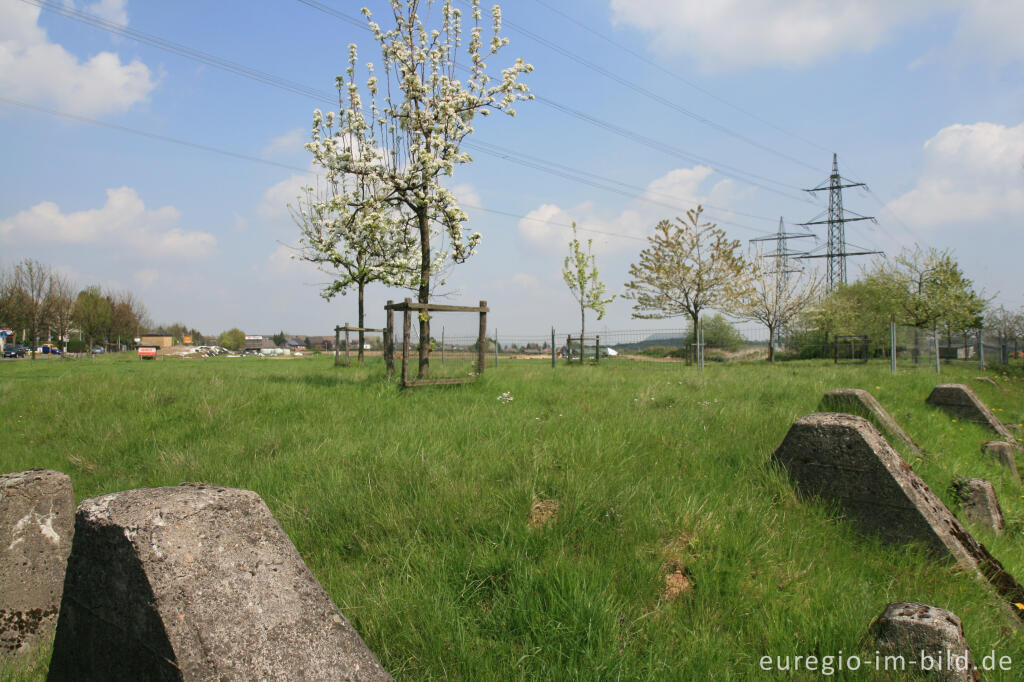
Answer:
xmin=3 ymin=355 xmax=1024 ymax=680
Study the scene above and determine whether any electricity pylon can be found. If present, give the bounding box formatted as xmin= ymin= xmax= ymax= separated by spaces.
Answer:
xmin=797 ymin=154 xmax=880 ymax=291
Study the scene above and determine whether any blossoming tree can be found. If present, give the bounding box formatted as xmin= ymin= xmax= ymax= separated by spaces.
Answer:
xmin=562 ymin=223 xmax=614 ymax=362
xmin=624 ymin=206 xmax=751 ymax=345
xmin=304 ymin=0 xmax=532 ymax=378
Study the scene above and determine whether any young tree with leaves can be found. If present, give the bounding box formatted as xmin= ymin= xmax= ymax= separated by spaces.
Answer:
xmin=73 ymin=286 xmax=112 ymax=356
xmin=562 ymin=223 xmax=614 ymax=362
xmin=11 ymin=259 xmax=54 ymax=359
xmin=292 ymin=183 xmax=415 ymax=363
xmin=306 ymin=0 xmax=532 ymax=378
xmin=624 ymin=206 xmax=750 ymax=345
xmin=48 ymin=271 xmax=76 ymax=353
xmin=735 ymin=252 xmax=823 ymax=362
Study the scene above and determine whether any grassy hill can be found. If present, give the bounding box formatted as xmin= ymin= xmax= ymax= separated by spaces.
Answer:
xmin=3 ymin=355 xmax=1023 ymax=679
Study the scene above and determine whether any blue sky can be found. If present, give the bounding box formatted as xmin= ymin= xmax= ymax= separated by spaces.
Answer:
xmin=1 ymin=0 xmax=1022 ymax=338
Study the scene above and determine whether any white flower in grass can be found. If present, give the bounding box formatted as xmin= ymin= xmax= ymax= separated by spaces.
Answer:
xmin=497 ymin=391 xmax=513 ymax=404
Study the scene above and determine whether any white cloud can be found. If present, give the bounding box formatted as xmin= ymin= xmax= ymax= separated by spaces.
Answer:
xmin=0 ymin=2 xmax=155 ymax=116
xmin=134 ymin=268 xmax=159 ymax=289
xmin=517 ymin=165 xmax=741 ymax=254
xmin=262 ymin=127 xmax=306 ymax=158
xmin=888 ymin=121 xmax=1024 ymax=227
xmin=608 ymin=1 xmax=1024 ymax=71
xmin=608 ymin=0 xmax=937 ymax=70
xmin=450 ymin=183 xmax=483 ymax=213
xmin=950 ymin=1 xmax=1024 ymax=65
xmin=84 ymin=0 xmax=127 ymax=26
xmin=259 ymin=169 xmax=316 ymax=222
xmin=0 ymin=187 xmax=217 ymax=259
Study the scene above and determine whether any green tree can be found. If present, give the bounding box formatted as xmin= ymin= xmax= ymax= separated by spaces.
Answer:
xmin=700 ymin=314 xmax=744 ymax=352
xmin=562 ymin=223 xmax=614 ymax=362
xmin=272 ymin=330 xmax=287 ymax=346
xmin=218 ymin=328 xmax=246 ymax=351
xmin=624 ymin=206 xmax=750 ymax=345
xmin=12 ymin=259 xmax=55 ymax=359
xmin=292 ymin=183 xmax=415 ymax=364
xmin=306 ymin=0 xmax=532 ymax=378
xmin=735 ymin=254 xmax=823 ymax=362
xmin=73 ymin=286 xmax=112 ymax=356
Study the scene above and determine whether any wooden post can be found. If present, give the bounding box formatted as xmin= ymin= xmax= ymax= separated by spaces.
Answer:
xmin=477 ymin=300 xmax=487 ymax=376
xmin=334 ymin=326 xmax=340 ymax=367
xmin=494 ymin=329 xmax=498 ymax=368
xmin=595 ymin=335 xmax=600 ymax=364
xmin=441 ymin=326 xmax=445 ymax=365
xmin=385 ymin=301 xmax=394 ymax=375
xmin=551 ymin=327 xmax=555 ymax=369
xmin=579 ymin=334 xmax=584 ymax=366
xmin=344 ymin=324 xmax=351 ymax=367
xmin=402 ymin=299 xmax=412 ymax=386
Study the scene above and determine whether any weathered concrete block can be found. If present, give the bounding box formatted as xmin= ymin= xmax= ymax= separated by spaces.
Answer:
xmin=953 ymin=478 xmax=1004 ymax=534
xmin=0 ymin=469 xmax=74 ymax=659
xmin=926 ymin=384 xmax=1017 ymax=443
xmin=981 ymin=441 xmax=1020 ymax=481
xmin=48 ymin=484 xmax=392 ymax=681
xmin=820 ymin=388 xmax=922 ymax=455
xmin=773 ymin=413 xmax=1024 ymax=619
xmin=869 ymin=602 xmax=979 ymax=681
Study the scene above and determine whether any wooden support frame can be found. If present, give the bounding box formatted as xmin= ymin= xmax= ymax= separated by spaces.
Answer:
xmin=565 ymin=335 xmax=601 ymax=364
xmin=384 ymin=299 xmax=489 ymax=388
xmin=333 ymin=324 xmax=386 ymax=367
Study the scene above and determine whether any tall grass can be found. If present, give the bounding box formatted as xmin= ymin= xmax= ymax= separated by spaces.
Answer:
xmin=2 ymin=355 xmax=1023 ymax=679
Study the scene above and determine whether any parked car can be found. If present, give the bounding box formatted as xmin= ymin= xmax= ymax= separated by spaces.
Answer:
xmin=3 ymin=345 xmax=27 ymax=358
xmin=92 ymin=346 xmax=105 ymax=354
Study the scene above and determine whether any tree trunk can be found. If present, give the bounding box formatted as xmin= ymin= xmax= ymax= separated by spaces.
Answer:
xmin=417 ymin=205 xmax=430 ymax=379
xmin=768 ymin=326 xmax=775 ymax=363
xmin=357 ymin=281 xmax=365 ymax=364
xmin=580 ymin=306 xmax=585 ymax=365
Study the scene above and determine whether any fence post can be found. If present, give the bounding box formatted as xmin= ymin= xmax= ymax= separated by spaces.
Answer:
xmin=698 ymin=316 xmax=704 ymax=371
xmin=402 ymin=300 xmax=412 ymax=385
xmin=477 ymin=301 xmax=487 ymax=376
xmin=978 ymin=329 xmax=985 ymax=371
xmin=890 ymin=318 xmax=896 ymax=374
xmin=494 ymin=329 xmax=498 ymax=368
xmin=344 ymin=324 xmax=350 ymax=367
xmin=595 ymin=335 xmax=600 ymax=364
xmin=441 ymin=326 xmax=445 ymax=365
xmin=385 ymin=301 xmax=395 ymax=376
xmin=334 ymin=326 xmax=340 ymax=367
xmin=934 ymin=328 xmax=940 ymax=375
xmin=551 ymin=327 xmax=555 ymax=369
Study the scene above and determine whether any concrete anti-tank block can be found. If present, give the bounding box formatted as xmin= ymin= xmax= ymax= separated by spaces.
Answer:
xmin=773 ymin=413 xmax=1024 ymax=619
xmin=0 ymin=469 xmax=74 ymax=659
xmin=869 ymin=602 xmax=979 ymax=681
xmin=48 ymin=484 xmax=392 ymax=681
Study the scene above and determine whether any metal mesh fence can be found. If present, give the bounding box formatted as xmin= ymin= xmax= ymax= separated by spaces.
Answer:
xmin=336 ymin=313 xmax=1024 ymax=376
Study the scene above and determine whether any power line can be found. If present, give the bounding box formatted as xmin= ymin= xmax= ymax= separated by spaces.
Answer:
xmin=0 ymin=96 xmax=650 ymax=245
xmin=528 ymin=0 xmax=832 ymax=158
xmin=293 ymin=0 xmax=815 ymax=204
xmin=485 ymin=0 xmax=822 ymax=174
xmin=21 ymin=0 xmax=337 ymax=104
xmin=33 ymin=0 xmax=813 ymax=209
xmin=464 ymin=140 xmax=776 ymax=235
xmin=0 ymin=96 xmax=312 ymax=175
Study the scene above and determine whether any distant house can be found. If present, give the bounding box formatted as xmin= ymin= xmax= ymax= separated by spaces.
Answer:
xmin=244 ymin=335 xmax=276 ymax=351
xmin=305 ymin=336 xmax=334 ymax=351
xmin=284 ymin=338 xmax=307 ymax=351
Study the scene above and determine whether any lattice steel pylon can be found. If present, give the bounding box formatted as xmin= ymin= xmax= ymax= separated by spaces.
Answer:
xmin=798 ymin=154 xmax=879 ymax=291
xmin=749 ymin=217 xmax=813 ymax=299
